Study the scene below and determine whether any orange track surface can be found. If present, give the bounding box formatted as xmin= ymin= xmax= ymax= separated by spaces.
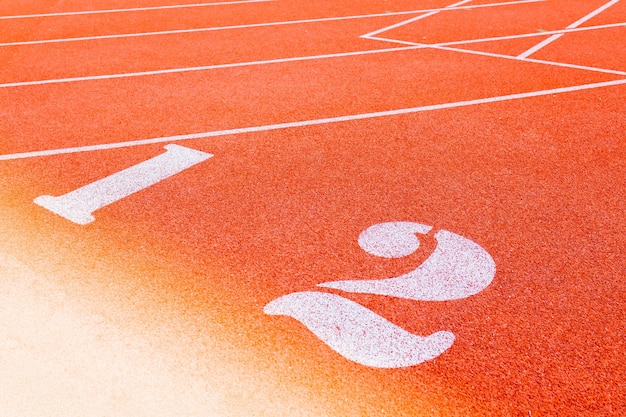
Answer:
xmin=1 ymin=0 xmax=624 ymax=416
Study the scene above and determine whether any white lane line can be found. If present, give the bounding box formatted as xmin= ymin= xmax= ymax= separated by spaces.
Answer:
xmin=1 ymin=22 xmax=622 ymax=89
xmin=439 ymin=43 xmax=626 ymax=75
xmin=366 ymin=35 xmax=428 ymax=46
xmin=517 ymin=0 xmax=621 ymax=58
xmin=0 ymin=0 xmax=543 ymax=47
xmin=0 ymin=45 xmax=424 ymax=88
xmin=0 ymin=0 xmax=273 ymax=20
xmin=1 ymin=79 xmax=624 ymax=161
xmin=361 ymin=0 xmax=472 ymax=38
xmin=0 ymin=10 xmax=444 ymax=48
xmin=439 ymin=22 xmax=626 ymax=47
xmin=374 ymin=36 xmax=626 ymax=76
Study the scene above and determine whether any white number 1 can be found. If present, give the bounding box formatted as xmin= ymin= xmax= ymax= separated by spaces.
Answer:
xmin=34 ymin=144 xmax=212 ymax=224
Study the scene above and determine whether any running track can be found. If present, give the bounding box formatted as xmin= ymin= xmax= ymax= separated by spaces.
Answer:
xmin=0 ymin=0 xmax=624 ymax=415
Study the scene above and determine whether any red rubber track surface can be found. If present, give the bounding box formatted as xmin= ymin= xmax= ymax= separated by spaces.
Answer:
xmin=0 ymin=0 xmax=624 ymax=416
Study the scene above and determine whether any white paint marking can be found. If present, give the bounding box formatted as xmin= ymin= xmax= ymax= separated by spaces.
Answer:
xmin=365 ymin=35 xmax=426 ymax=46
xmin=264 ymin=292 xmax=454 ymax=368
xmin=33 ymin=144 xmax=211 ymax=224
xmin=0 ymin=18 xmax=618 ymax=90
xmin=0 ymin=0 xmax=543 ymax=47
xmin=432 ymin=42 xmax=626 ymax=76
xmin=0 ymin=45 xmax=422 ymax=88
xmin=438 ymin=22 xmax=626 ymax=47
xmin=0 ymin=0 xmax=273 ymax=20
xmin=2 ymin=79 xmax=624 ymax=162
xmin=0 ymin=27 xmax=619 ymax=89
xmin=517 ymin=0 xmax=620 ymax=58
xmin=358 ymin=222 xmax=432 ymax=258
xmin=366 ymin=36 xmax=626 ymax=76
xmin=320 ymin=226 xmax=496 ymax=301
xmin=361 ymin=0 xmax=472 ymax=38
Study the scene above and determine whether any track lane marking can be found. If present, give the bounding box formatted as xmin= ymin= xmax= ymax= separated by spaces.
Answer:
xmin=1 ymin=22 xmax=623 ymax=89
xmin=0 ymin=45 xmax=423 ymax=88
xmin=517 ymin=0 xmax=621 ymax=58
xmin=1 ymin=79 xmax=624 ymax=161
xmin=0 ymin=0 xmax=273 ymax=20
xmin=437 ymin=22 xmax=626 ymax=47
xmin=361 ymin=0 xmax=472 ymax=39
xmin=367 ymin=36 xmax=626 ymax=76
xmin=0 ymin=0 xmax=543 ymax=47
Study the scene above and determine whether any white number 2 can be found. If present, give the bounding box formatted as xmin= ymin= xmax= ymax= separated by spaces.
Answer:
xmin=265 ymin=222 xmax=496 ymax=368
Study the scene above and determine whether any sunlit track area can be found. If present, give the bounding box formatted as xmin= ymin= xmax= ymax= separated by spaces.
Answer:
xmin=1 ymin=1 xmax=624 ymax=416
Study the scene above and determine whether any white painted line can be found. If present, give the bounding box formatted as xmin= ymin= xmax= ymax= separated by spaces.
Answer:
xmin=34 ymin=144 xmax=212 ymax=224
xmin=366 ymin=35 xmax=426 ymax=46
xmin=361 ymin=0 xmax=471 ymax=38
xmin=0 ymin=11 xmax=436 ymax=48
xmin=439 ymin=22 xmax=626 ymax=47
xmin=518 ymin=55 xmax=626 ymax=75
xmin=430 ymin=42 xmax=626 ymax=76
xmin=0 ymin=0 xmax=543 ymax=47
xmin=0 ymin=0 xmax=273 ymax=20
xmin=0 ymin=23 xmax=624 ymax=88
xmin=1 ymin=79 xmax=624 ymax=161
xmin=517 ymin=0 xmax=620 ymax=58
xmin=0 ymin=45 xmax=424 ymax=88
xmin=365 ymin=33 xmax=626 ymax=76
xmin=5 ymin=21 xmax=620 ymax=89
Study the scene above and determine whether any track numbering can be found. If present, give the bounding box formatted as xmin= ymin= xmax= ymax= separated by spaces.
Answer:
xmin=34 ymin=145 xmax=496 ymax=368
xmin=266 ymin=222 xmax=495 ymax=368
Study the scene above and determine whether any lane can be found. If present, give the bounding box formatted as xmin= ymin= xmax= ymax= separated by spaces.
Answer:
xmin=0 ymin=46 xmax=619 ymax=156
xmin=532 ymin=26 xmax=626 ymax=72
xmin=382 ymin=0 xmax=615 ymax=55
xmin=579 ymin=0 xmax=626 ymax=26
xmin=0 ymin=16 xmax=404 ymax=84
xmin=0 ymin=0 xmax=273 ymax=19
xmin=0 ymin=0 xmax=272 ymax=15
xmin=446 ymin=22 xmax=625 ymax=56
xmin=0 ymin=0 xmax=437 ymax=16
xmin=3 ymin=79 xmax=625 ymax=161
xmin=517 ymin=0 xmax=620 ymax=59
xmin=0 ymin=1 xmax=552 ymax=86
xmin=0 ymin=0 xmax=453 ymax=43
xmin=1 ymin=83 xmax=624 ymax=416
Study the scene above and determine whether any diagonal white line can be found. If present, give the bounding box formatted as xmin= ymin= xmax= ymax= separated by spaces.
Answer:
xmin=0 ymin=45 xmax=424 ymax=88
xmin=0 ymin=10 xmax=452 ymax=48
xmin=0 ymin=0 xmax=273 ymax=20
xmin=369 ymin=36 xmax=626 ymax=76
xmin=517 ymin=0 xmax=620 ymax=58
xmin=438 ymin=22 xmax=626 ymax=47
xmin=436 ymin=43 xmax=626 ymax=75
xmin=361 ymin=0 xmax=471 ymax=38
xmin=1 ymin=79 xmax=624 ymax=161
xmin=2 ymin=22 xmax=623 ymax=89
xmin=0 ymin=0 xmax=544 ymax=47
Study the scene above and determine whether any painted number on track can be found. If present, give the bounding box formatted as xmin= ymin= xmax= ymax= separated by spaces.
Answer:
xmin=34 ymin=144 xmax=212 ymax=224
xmin=265 ymin=222 xmax=496 ymax=368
